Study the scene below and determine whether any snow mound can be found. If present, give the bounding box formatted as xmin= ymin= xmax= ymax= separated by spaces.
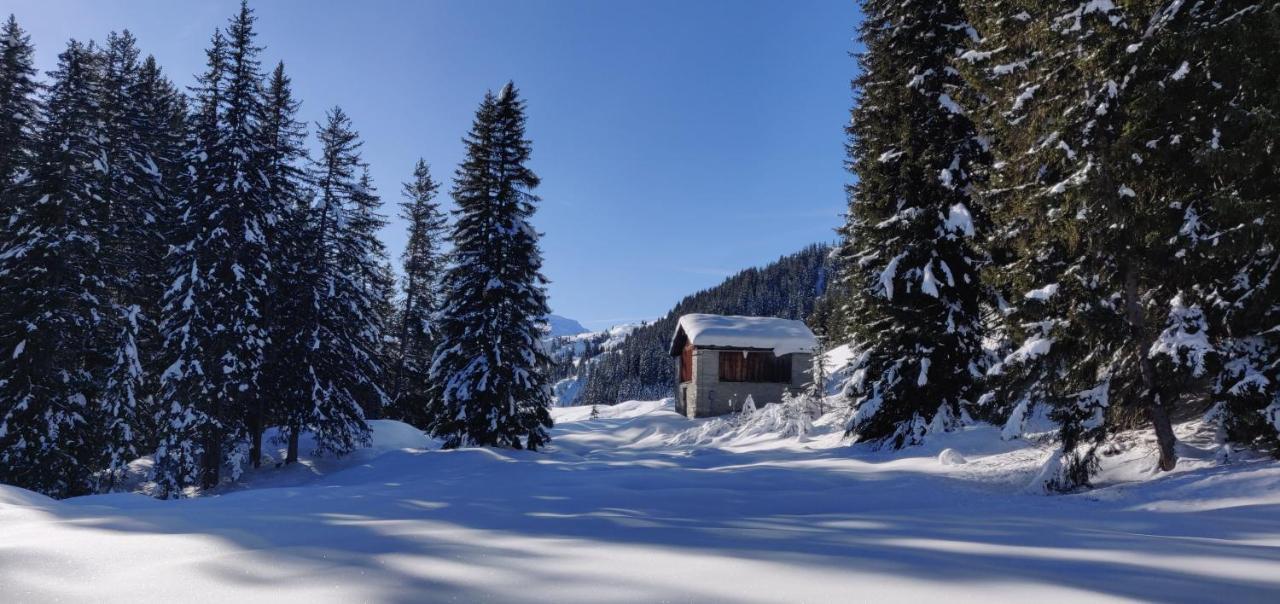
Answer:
xmin=938 ymin=448 xmax=968 ymax=466
xmin=0 ymin=484 xmax=58 ymax=509
xmin=671 ymin=313 xmax=818 ymax=356
xmin=368 ymin=419 xmax=434 ymax=450
xmin=553 ymin=399 xmax=675 ymax=423
xmin=668 ymin=401 xmax=815 ymax=448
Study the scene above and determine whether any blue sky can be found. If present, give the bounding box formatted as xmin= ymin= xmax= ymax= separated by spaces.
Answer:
xmin=11 ymin=0 xmax=857 ymax=328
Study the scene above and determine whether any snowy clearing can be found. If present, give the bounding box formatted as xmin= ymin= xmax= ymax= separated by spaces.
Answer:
xmin=2 ymin=401 xmax=1279 ymax=603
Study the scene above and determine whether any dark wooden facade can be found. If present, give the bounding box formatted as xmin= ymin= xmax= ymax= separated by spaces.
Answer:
xmin=717 ymin=351 xmax=790 ymax=383
xmin=679 ymin=343 xmax=694 ymax=383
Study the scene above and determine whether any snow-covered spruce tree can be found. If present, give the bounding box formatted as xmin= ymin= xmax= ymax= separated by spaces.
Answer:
xmin=371 ymin=258 xmax=400 ymax=416
xmin=88 ymin=31 xmax=172 ymax=469
xmin=962 ymin=2 xmax=1148 ymax=490
xmin=806 ymin=335 xmax=828 ymax=417
xmin=119 ymin=53 xmax=188 ymax=415
xmin=0 ymin=41 xmax=111 ymax=498
xmin=837 ymin=0 xmax=989 ymax=448
xmin=94 ymin=303 xmax=145 ymax=491
xmin=0 ymin=14 xmax=39 ymax=223
xmin=389 ymin=158 xmax=447 ymax=428
xmin=349 ymin=167 xmax=394 ymax=419
xmin=428 ymin=82 xmax=553 ymax=449
xmin=274 ymin=106 xmax=380 ymax=463
xmin=253 ymin=61 xmax=311 ymax=468
xmin=149 ymin=30 xmax=227 ymax=496
xmin=1177 ymin=2 xmax=1280 ymax=455
xmin=958 ymin=1 xmax=1248 ymax=488
xmin=154 ymin=4 xmax=276 ymax=496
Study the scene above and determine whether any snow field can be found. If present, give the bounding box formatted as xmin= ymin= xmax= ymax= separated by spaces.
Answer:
xmin=1 ymin=400 xmax=1278 ymax=603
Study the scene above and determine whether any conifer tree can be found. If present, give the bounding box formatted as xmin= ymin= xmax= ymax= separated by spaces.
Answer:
xmin=95 ymin=303 xmax=145 ymax=492
xmin=1175 ymin=2 xmax=1280 ymax=455
xmin=154 ymin=3 xmax=275 ymax=495
xmin=254 ymin=61 xmax=310 ymax=467
xmin=0 ymin=14 xmax=39 ymax=220
xmin=390 ymin=159 xmax=447 ymax=427
xmin=126 ymin=55 xmax=187 ymax=394
xmin=958 ymin=1 xmax=1253 ymax=488
xmin=837 ymin=0 xmax=989 ymax=449
xmin=0 ymin=41 xmax=111 ymax=498
xmin=428 ymin=82 xmax=554 ymax=449
xmin=275 ymin=106 xmax=379 ymax=463
xmin=92 ymin=31 xmax=167 ymax=465
xmin=349 ymin=168 xmax=394 ymax=418
xmin=963 ymin=2 xmax=1150 ymax=490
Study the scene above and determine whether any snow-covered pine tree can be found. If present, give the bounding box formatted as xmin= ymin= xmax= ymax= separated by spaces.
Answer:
xmin=124 ymin=55 xmax=188 ymax=423
xmin=807 ymin=336 xmax=828 ymax=417
xmin=0 ymin=14 xmax=39 ymax=224
xmin=389 ymin=159 xmax=447 ymax=428
xmin=962 ymin=1 xmax=1143 ymax=490
xmin=959 ymin=1 xmax=1247 ymax=488
xmin=274 ymin=106 xmax=379 ymax=463
xmin=89 ymin=31 xmax=171 ymax=470
xmin=0 ymin=40 xmax=111 ymax=498
xmin=154 ymin=3 xmax=275 ymax=495
xmin=428 ymin=82 xmax=554 ymax=449
xmin=371 ymin=258 xmax=400 ymax=417
xmin=253 ymin=61 xmax=310 ymax=468
xmin=349 ymin=167 xmax=394 ymax=418
xmin=837 ymin=0 xmax=989 ymax=449
xmin=1170 ymin=2 xmax=1280 ymax=455
xmin=94 ymin=303 xmax=144 ymax=492
xmin=150 ymin=29 xmax=227 ymax=497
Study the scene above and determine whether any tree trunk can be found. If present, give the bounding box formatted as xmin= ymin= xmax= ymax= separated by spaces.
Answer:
xmin=201 ymin=429 xmax=221 ymax=490
xmin=249 ymin=416 xmax=263 ymax=469
xmin=286 ymin=423 xmax=300 ymax=464
xmin=1124 ymin=263 xmax=1178 ymax=472
xmin=1147 ymin=397 xmax=1178 ymax=471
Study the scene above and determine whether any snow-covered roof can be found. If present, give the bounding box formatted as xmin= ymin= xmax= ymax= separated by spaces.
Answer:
xmin=670 ymin=314 xmax=818 ymax=356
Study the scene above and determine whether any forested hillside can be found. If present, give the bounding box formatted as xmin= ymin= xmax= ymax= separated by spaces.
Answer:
xmin=571 ymin=244 xmax=833 ymax=407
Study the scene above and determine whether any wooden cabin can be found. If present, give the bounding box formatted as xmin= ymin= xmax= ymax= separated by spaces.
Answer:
xmin=669 ymin=314 xmax=817 ymax=418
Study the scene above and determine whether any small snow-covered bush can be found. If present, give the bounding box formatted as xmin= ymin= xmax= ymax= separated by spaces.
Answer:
xmin=938 ymin=448 xmax=967 ymax=466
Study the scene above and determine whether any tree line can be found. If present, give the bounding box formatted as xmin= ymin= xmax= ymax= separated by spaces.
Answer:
xmin=0 ymin=2 xmax=552 ymax=499
xmin=828 ymin=0 xmax=1278 ymax=490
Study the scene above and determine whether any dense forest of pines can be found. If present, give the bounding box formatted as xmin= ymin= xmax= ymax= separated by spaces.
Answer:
xmin=0 ymin=3 xmax=553 ymax=498
xmin=831 ymin=0 xmax=1279 ymax=491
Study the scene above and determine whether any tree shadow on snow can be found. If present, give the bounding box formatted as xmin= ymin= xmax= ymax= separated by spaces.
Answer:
xmin=7 ymin=432 xmax=1280 ymax=603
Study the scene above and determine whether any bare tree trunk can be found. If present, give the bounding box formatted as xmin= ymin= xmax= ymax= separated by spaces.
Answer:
xmin=1124 ymin=263 xmax=1178 ymax=471
xmin=286 ymin=423 xmax=300 ymax=465
xmin=201 ymin=429 xmax=221 ymax=490
xmin=249 ymin=415 xmax=263 ymax=469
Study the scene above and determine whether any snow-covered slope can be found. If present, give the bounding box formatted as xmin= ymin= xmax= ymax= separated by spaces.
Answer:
xmin=548 ymin=321 xmax=645 ymax=406
xmin=544 ymin=314 xmax=588 ymax=338
xmin=2 ymin=402 xmax=1278 ymax=602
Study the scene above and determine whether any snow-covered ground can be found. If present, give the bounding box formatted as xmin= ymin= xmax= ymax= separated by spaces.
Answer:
xmin=2 ymin=401 xmax=1279 ymax=603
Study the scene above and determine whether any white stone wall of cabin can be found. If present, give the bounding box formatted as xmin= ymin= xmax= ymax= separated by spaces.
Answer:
xmin=676 ymin=349 xmax=813 ymax=418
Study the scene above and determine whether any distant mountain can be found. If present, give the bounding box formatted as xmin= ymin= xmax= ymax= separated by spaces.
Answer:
xmin=563 ymin=244 xmax=834 ymax=407
xmin=545 ymin=314 xmax=589 ymax=338
xmin=546 ymin=321 xmax=647 ymax=407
